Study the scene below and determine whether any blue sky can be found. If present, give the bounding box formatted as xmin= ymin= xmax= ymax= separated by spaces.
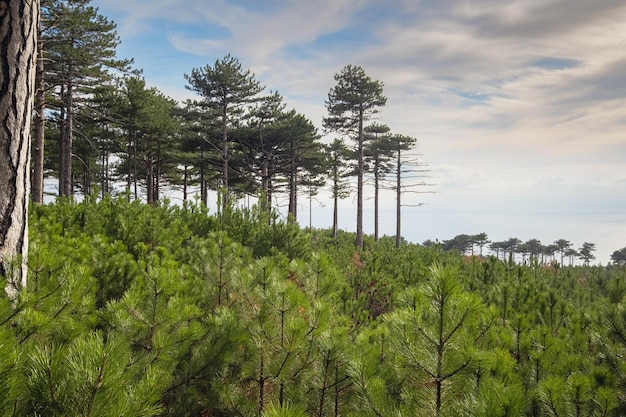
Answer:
xmin=91 ymin=0 xmax=626 ymax=263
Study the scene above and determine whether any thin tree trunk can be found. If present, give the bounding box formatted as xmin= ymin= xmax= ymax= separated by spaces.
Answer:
xmin=60 ymin=52 xmax=74 ymax=197
xmin=356 ymin=111 xmax=364 ymax=249
xmin=261 ymin=157 xmax=270 ymax=210
xmin=58 ymin=85 xmax=67 ymax=195
xmin=332 ymin=192 xmax=339 ymax=238
xmin=31 ymin=17 xmax=45 ymax=204
xmin=288 ymin=169 xmax=297 ymax=221
xmin=183 ymin=165 xmax=188 ymax=201
xmin=126 ymin=131 xmax=132 ymax=198
xmin=221 ymin=102 xmax=229 ymax=206
xmin=101 ymin=141 xmax=109 ymax=197
xmin=133 ymin=129 xmax=138 ymax=200
xmin=395 ymin=149 xmax=401 ymax=248
xmin=155 ymin=142 xmax=161 ymax=202
xmin=200 ymin=163 xmax=207 ymax=206
xmin=374 ymin=166 xmax=379 ymax=241
xmin=0 ymin=0 xmax=39 ymax=298
xmin=146 ymin=136 xmax=154 ymax=204
xmin=288 ymin=141 xmax=297 ymax=221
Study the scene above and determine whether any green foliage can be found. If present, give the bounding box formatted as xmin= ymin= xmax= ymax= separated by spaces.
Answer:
xmin=262 ymin=401 xmax=308 ymax=417
xmin=1 ymin=196 xmax=625 ymax=415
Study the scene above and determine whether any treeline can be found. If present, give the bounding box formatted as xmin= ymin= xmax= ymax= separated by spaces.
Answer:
xmin=434 ymin=233 xmax=609 ymax=266
xmin=35 ymin=0 xmax=428 ymax=248
xmin=1 ymin=196 xmax=626 ymax=416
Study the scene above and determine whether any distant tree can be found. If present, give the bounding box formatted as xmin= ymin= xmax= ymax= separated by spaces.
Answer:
xmin=185 ymin=54 xmax=263 ymax=207
xmin=564 ymin=248 xmax=579 ymax=266
xmin=472 ymin=233 xmax=489 ymax=256
xmin=325 ymin=139 xmax=351 ymax=238
xmin=422 ymin=239 xmax=441 ymax=248
xmin=388 ymin=134 xmax=420 ymax=248
xmin=611 ymin=247 xmax=626 ymax=265
xmin=278 ymin=111 xmax=326 ymax=221
xmin=43 ymin=0 xmax=130 ymax=197
xmin=542 ymin=244 xmax=558 ymax=264
xmin=489 ymin=241 xmax=506 ymax=260
xmin=238 ymin=92 xmax=287 ymax=209
xmin=517 ymin=242 xmax=530 ymax=264
xmin=239 ymin=106 xmax=325 ymax=218
xmin=324 ymin=65 xmax=386 ymax=249
xmin=553 ymin=239 xmax=572 ymax=266
xmin=578 ymin=242 xmax=596 ymax=266
xmin=114 ymin=76 xmax=179 ymax=203
xmin=177 ymin=99 xmax=221 ymax=205
xmin=363 ymin=123 xmax=393 ymax=241
xmin=502 ymin=238 xmax=522 ymax=263
xmin=523 ymin=239 xmax=543 ymax=264
xmin=0 ymin=0 xmax=38 ymax=298
xmin=444 ymin=234 xmax=472 ymax=254
xmin=84 ymin=81 xmax=127 ymax=197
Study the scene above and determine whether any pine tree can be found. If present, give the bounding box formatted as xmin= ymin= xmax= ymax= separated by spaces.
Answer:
xmin=112 ymin=76 xmax=178 ymax=203
xmin=388 ymin=134 xmax=418 ymax=248
xmin=176 ymin=99 xmax=221 ymax=205
xmin=276 ymin=110 xmax=325 ymax=221
xmin=43 ymin=0 xmax=130 ymax=197
xmin=185 ymin=54 xmax=263 ymax=207
xmin=386 ymin=263 xmax=489 ymax=416
xmin=324 ymin=65 xmax=386 ymax=249
xmin=325 ymin=139 xmax=352 ymax=238
xmin=363 ymin=124 xmax=394 ymax=242
xmin=579 ymin=242 xmax=596 ymax=266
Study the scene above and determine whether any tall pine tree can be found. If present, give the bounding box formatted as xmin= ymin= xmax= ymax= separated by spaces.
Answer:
xmin=324 ymin=65 xmax=386 ymax=249
xmin=185 ymin=54 xmax=263 ymax=207
xmin=43 ymin=0 xmax=129 ymax=197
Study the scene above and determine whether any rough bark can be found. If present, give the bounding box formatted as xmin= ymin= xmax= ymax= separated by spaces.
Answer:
xmin=0 ymin=0 xmax=39 ymax=298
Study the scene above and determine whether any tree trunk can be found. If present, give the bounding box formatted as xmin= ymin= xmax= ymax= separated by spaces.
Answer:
xmin=332 ymin=192 xmax=339 ymax=238
xmin=59 ymin=51 xmax=75 ymax=197
xmin=31 ymin=16 xmax=44 ymax=204
xmin=183 ymin=164 xmax=188 ymax=201
xmin=221 ymin=102 xmax=229 ymax=206
xmin=288 ymin=142 xmax=297 ymax=221
xmin=374 ymin=166 xmax=379 ymax=242
xmin=146 ymin=136 xmax=154 ymax=204
xmin=200 ymin=162 xmax=207 ymax=206
xmin=356 ymin=110 xmax=364 ymax=249
xmin=133 ymin=129 xmax=138 ymax=200
xmin=126 ymin=129 xmax=133 ymax=198
xmin=395 ymin=149 xmax=401 ymax=248
xmin=155 ymin=142 xmax=161 ymax=202
xmin=288 ymin=168 xmax=297 ymax=220
xmin=0 ymin=0 xmax=39 ymax=298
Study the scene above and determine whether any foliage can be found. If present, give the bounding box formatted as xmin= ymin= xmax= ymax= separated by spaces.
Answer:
xmin=0 ymin=193 xmax=624 ymax=416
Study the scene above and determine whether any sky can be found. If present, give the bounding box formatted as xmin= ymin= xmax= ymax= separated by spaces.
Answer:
xmin=90 ymin=0 xmax=626 ymax=264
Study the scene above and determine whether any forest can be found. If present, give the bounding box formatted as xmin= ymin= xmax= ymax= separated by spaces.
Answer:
xmin=29 ymin=0 xmax=431 ymax=251
xmin=0 ymin=195 xmax=625 ymax=417
xmin=2 ymin=1 xmax=626 ymax=416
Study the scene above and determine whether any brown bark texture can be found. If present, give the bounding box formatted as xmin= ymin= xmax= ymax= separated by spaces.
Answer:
xmin=0 ymin=0 xmax=39 ymax=298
